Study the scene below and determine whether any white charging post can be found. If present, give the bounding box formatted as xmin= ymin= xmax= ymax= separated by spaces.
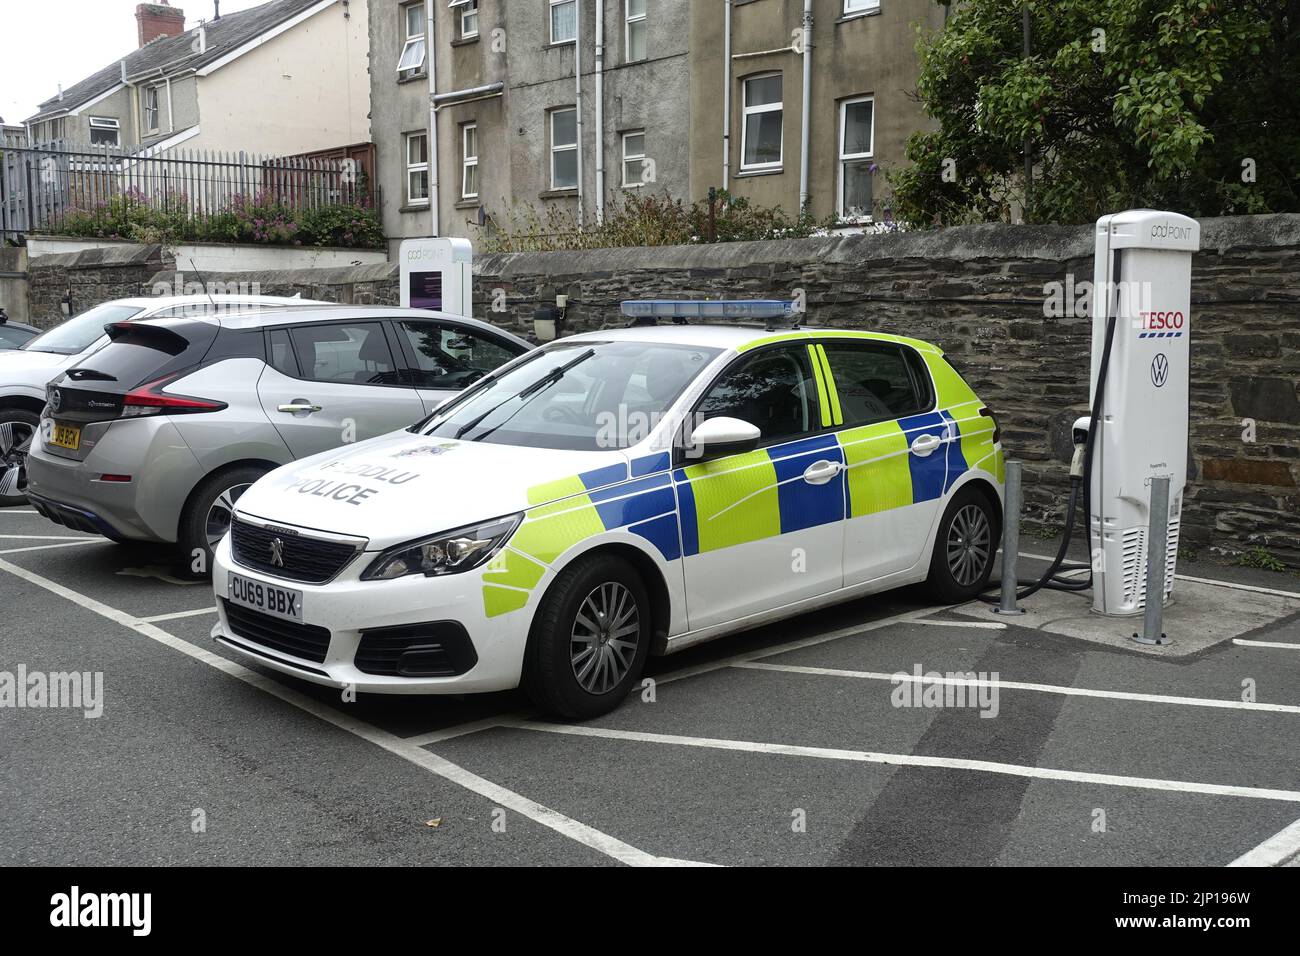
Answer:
xmin=1088 ymin=210 xmax=1200 ymax=617
xmin=399 ymin=237 xmax=473 ymax=317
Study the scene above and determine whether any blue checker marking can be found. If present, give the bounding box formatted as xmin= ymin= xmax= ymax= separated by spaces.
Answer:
xmin=899 ymin=410 xmax=950 ymax=503
xmin=590 ymin=476 xmax=676 ymax=530
xmin=629 ymin=513 xmax=681 ymax=562
xmin=940 ymin=409 xmax=969 ymax=493
xmin=580 ymin=462 xmax=630 ymax=490
xmin=674 ymin=474 xmax=700 ymax=557
xmin=631 ymin=452 xmax=671 ymax=477
xmin=768 ymin=438 xmax=845 ymax=534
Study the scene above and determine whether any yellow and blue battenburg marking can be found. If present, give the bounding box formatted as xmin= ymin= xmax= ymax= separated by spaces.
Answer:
xmin=482 ymin=340 xmax=1003 ymax=615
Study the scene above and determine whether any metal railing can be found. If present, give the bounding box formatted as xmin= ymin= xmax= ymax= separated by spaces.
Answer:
xmin=1 ymin=139 xmax=367 ymax=243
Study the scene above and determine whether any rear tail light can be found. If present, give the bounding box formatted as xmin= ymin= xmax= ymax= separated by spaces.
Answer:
xmin=122 ymin=374 xmax=227 ymax=418
xmin=979 ymin=406 xmax=1001 ymax=444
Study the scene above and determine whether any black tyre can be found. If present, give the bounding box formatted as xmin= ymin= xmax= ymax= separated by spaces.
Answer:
xmin=926 ymin=486 xmax=1000 ymax=604
xmin=524 ymin=555 xmax=652 ymax=719
xmin=176 ymin=465 xmax=267 ymax=579
xmin=0 ymin=407 xmax=39 ymax=508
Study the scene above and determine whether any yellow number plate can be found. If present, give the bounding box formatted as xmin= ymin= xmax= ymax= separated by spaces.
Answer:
xmin=50 ymin=422 xmax=81 ymax=451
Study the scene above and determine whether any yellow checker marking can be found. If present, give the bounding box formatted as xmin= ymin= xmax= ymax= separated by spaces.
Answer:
xmin=682 ymin=449 xmax=781 ymax=552
xmin=838 ymin=420 xmax=913 ymax=517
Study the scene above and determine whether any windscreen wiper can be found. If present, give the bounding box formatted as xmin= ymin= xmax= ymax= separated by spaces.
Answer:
xmin=66 ymin=368 xmax=117 ymax=382
xmin=454 ymin=348 xmax=596 ymax=440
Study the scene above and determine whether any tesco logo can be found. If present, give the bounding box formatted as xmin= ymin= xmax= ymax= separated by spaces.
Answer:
xmin=1139 ymin=310 xmax=1185 ymax=331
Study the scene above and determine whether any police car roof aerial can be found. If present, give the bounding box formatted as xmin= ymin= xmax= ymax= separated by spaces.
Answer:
xmin=620 ymin=299 xmax=799 ymax=332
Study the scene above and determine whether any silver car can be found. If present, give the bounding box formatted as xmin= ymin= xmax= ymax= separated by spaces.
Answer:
xmin=1 ymin=294 xmax=329 ymax=507
xmin=24 ymin=305 xmax=531 ymax=573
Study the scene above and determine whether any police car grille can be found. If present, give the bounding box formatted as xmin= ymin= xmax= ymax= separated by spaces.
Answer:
xmin=222 ymin=601 xmax=331 ymax=664
xmin=231 ymin=519 xmax=358 ymax=584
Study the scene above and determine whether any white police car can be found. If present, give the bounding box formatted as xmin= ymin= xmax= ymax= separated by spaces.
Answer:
xmin=212 ymin=302 xmax=1004 ymax=718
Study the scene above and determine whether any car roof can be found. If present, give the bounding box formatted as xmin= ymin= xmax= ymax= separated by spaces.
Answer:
xmin=563 ymin=323 xmax=944 ymax=355
xmin=131 ymin=306 xmax=533 ymax=345
xmin=112 ymin=295 xmax=334 ymax=312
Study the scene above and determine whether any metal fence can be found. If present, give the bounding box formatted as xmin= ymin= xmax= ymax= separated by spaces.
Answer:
xmin=0 ymin=140 xmax=367 ymax=243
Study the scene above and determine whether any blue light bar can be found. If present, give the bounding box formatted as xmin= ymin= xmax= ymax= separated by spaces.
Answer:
xmin=620 ymin=299 xmax=796 ymax=321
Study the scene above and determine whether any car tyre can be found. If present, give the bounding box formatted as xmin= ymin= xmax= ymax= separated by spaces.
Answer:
xmin=926 ymin=485 xmax=1000 ymax=604
xmin=524 ymin=554 xmax=652 ymax=720
xmin=0 ymin=407 xmax=39 ymax=508
xmin=177 ymin=465 xmax=268 ymax=579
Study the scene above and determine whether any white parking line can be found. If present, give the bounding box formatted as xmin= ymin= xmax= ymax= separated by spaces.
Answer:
xmin=1233 ymin=639 xmax=1300 ymax=650
xmin=0 ymin=510 xmax=38 ymax=515
xmin=0 ymin=556 xmax=693 ymax=868
xmin=732 ymin=662 xmax=1300 ymax=714
xmin=1228 ymin=815 xmax=1300 ymax=867
xmin=0 ymin=533 xmax=90 ymax=540
xmin=1018 ymin=551 xmax=1300 ymax=600
xmin=506 ymin=721 xmax=1300 ymax=804
xmin=916 ymin=619 xmax=1007 ymax=630
xmin=139 ymin=607 xmax=217 ymax=623
xmin=406 ymin=714 xmax=533 ymax=747
xmin=0 ymin=540 xmax=99 ymax=555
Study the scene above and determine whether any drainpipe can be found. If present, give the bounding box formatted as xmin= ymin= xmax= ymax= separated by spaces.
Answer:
xmin=574 ymin=0 xmax=585 ymax=229
xmin=798 ymin=0 xmax=812 ymax=213
xmin=427 ymin=0 xmax=440 ymax=236
xmin=165 ymin=77 xmax=174 ymax=133
xmin=594 ymin=0 xmax=605 ymax=224
xmin=722 ymin=0 xmax=732 ymax=191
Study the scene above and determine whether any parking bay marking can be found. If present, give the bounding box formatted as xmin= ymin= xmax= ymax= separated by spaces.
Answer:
xmin=0 ymin=540 xmax=100 ymax=556
xmin=139 ymin=607 xmax=218 ymax=624
xmin=0 ymin=533 xmax=93 ymax=541
xmin=505 ymin=720 xmax=1300 ymax=805
xmin=0 ymin=555 xmax=698 ymax=868
xmin=1233 ymin=639 xmax=1300 ymax=651
xmin=733 ymin=661 xmax=1300 ymax=715
xmin=1229 ymin=814 xmax=1300 ymax=867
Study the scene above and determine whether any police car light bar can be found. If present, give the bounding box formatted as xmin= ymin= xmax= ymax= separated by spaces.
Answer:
xmin=620 ymin=299 xmax=798 ymax=330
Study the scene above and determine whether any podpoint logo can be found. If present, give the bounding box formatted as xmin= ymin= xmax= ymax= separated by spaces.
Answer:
xmin=1151 ymin=221 xmax=1193 ymax=241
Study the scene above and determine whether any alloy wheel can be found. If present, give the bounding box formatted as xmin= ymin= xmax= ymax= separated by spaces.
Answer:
xmin=0 ymin=420 xmax=34 ymax=500
xmin=205 ymin=483 xmax=252 ymax=550
xmin=946 ymin=503 xmax=992 ymax=587
xmin=570 ymin=581 xmax=640 ymax=695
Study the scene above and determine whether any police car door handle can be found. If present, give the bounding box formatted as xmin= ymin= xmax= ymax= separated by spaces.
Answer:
xmin=278 ymin=401 xmax=323 ymax=414
xmin=803 ymin=460 xmax=842 ymax=485
xmin=910 ymin=434 xmax=942 ymax=457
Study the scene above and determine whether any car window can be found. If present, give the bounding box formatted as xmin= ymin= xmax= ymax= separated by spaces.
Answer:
xmin=422 ymin=340 xmax=719 ymax=451
xmin=288 ymin=322 xmax=402 ymax=386
xmin=397 ymin=319 xmax=524 ymax=389
xmin=22 ymin=304 xmax=144 ymax=354
xmin=0 ymin=325 xmax=35 ymax=348
xmin=695 ymin=345 xmax=819 ymax=444
xmin=267 ymin=328 xmax=299 ymax=377
xmin=821 ymin=341 xmax=928 ymax=425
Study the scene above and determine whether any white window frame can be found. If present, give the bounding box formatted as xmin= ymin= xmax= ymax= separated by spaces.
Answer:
xmin=397 ymin=2 xmax=427 ymax=76
xmin=625 ymin=0 xmax=646 ymax=62
xmin=740 ymin=72 xmax=783 ymax=172
xmin=450 ymin=0 xmax=478 ymax=39
xmin=88 ymin=116 xmax=120 ymax=148
xmin=843 ymin=0 xmax=881 ymax=15
xmin=461 ymin=122 xmax=479 ymax=200
xmin=143 ymin=87 xmax=160 ymax=133
xmin=406 ymin=131 xmax=430 ymax=206
xmin=550 ymin=0 xmax=577 ymax=45
xmin=550 ymin=107 xmax=578 ymax=190
xmin=838 ymin=95 xmax=875 ymax=221
xmin=621 ymin=130 xmax=646 ymax=188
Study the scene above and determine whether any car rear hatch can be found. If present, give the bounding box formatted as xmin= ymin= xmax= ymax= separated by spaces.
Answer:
xmin=42 ymin=319 xmax=225 ymax=462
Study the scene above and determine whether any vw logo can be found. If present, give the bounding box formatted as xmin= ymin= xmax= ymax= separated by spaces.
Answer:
xmin=50 ymin=389 xmax=62 ymax=412
xmin=1150 ymin=353 xmax=1170 ymax=388
xmin=269 ymin=537 xmax=286 ymax=568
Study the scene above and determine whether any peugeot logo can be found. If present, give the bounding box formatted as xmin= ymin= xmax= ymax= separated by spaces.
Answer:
xmin=269 ymin=538 xmax=286 ymax=568
xmin=50 ymin=389 xmax=62 ymax=412
xmin=1150 ymin=353 xmax=1170 ymax=388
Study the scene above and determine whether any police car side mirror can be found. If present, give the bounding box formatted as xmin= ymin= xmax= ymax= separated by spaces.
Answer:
xmin=686 ymin=416 xmax=762 ymax=460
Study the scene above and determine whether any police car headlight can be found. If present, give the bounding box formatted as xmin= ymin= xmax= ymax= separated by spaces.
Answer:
xmin=362 ymin=514 xmax=522 ymax=581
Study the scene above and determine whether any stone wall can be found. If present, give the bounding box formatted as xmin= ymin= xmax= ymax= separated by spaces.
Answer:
xmin=20 ymin=213 xmax=1300 ymax=564
xmin=27 ymin=244 xmax=173 ymax=326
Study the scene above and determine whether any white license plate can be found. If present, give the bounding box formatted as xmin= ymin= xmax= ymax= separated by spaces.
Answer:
xmin=227 ymin=573 xmax=303 ymax=623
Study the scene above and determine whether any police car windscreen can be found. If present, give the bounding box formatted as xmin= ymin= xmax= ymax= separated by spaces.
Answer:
xmin=423 ymin=340 xmax=720 ymax=450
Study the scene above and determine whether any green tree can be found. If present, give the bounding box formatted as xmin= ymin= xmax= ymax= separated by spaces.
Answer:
xmin=891 ymin=0 xmax=1299 ymax=225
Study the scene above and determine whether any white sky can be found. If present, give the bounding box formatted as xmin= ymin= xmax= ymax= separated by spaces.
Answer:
xmin=0 ymin=0 xmax=270 ymax=125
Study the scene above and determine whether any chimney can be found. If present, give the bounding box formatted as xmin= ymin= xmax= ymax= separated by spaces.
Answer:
xmin=136 ymin=2 xmax=186 ymax=47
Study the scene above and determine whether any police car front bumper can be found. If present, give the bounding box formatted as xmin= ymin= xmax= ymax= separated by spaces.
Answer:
xmin=209 ymin=534 xmax=534 ymax=695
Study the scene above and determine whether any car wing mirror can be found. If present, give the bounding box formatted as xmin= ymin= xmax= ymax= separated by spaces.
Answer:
xmin=684 ymin=416 xmax=762 ymax=460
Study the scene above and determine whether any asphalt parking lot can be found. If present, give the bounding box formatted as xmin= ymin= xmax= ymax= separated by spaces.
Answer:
xmin=3 ymin=507 xmax=1300 ymax=867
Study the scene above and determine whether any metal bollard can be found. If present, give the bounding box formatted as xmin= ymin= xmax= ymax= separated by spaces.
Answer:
xmin=993 ymin=460 xmax=1026 ymax=616
xmin=1133 ymin=476 xmax=1171 ymax=646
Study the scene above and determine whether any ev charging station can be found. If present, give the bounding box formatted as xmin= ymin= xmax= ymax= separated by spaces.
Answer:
xmin=399 ymin=237 xmax=473 ymax=317
xmin=1087 ymin=210 xmax=1200 ymax=617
